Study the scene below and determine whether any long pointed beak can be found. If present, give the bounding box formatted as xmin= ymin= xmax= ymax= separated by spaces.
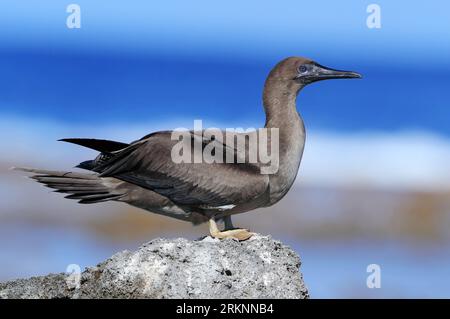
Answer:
xmin=313 ymin=63 xmax=362 ymax=81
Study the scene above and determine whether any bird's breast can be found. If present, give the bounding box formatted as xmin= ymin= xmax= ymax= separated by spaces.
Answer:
xmin=267 ymin=118 xmax=306 ymax=205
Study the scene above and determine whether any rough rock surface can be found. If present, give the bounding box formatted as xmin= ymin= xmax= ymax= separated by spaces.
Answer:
xmin=0 ymin=234 xmax=309 ymax=299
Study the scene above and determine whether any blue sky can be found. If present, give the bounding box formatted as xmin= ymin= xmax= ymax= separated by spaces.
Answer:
xmin=0 ymin=0 xmax=449 ymax=135
xmin=1 ymin=0 xmax=449 ymax=64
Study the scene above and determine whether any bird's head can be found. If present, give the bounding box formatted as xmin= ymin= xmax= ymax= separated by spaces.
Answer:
xmin=267 ymin=56 xmax=362 ymax=93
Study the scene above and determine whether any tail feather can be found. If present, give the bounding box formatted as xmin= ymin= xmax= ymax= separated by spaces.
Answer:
xmin=65 ymin=193 xmax=123 ymax=204
xmin=14 ymin=167 xmax=125 ymax=204
xmin=31 ymin=176 xmax=100 ymax=185
xmin=53 ymin=186 xmax=107 ymax=192
xmin=14 ymin=167 xmax=99 ymax=179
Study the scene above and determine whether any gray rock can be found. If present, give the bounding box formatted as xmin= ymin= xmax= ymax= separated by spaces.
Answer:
xmin=0 ymin=234 xmax=309 ymax=299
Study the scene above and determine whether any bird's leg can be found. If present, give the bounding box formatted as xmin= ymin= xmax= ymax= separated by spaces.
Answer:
xmin=209 ymin=218 xmax=254 ymax=241
xmin=223 ymin=215 xmax=235 ymax=230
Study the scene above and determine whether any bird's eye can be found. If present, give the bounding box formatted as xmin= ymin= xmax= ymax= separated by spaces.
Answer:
xmin=298 ymin=65 xmax=308 ymax=73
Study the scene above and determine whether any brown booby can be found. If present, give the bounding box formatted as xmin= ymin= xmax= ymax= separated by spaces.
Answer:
xmin=15 ymin=57 xmax=361 ymax=240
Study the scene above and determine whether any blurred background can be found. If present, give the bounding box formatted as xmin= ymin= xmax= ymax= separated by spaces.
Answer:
xmin=1 ymin=0 xmax=450 ymax=298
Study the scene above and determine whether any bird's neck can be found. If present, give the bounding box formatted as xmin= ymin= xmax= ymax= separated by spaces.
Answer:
xmin=263 ymin=81 xmax=304 ymax=133
xmin=262 ymin=81 xmax=306 ymax=204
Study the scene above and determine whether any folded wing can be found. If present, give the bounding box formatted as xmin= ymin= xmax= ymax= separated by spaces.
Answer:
xmin=93 ymin=131 xmax=269 ymax=207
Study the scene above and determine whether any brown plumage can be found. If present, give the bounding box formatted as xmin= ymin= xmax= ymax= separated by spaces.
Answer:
xmin=15 ymin=57 xmax=361 ymax=240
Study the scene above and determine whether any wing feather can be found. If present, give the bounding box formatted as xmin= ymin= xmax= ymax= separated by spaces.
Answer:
xmin=96 ymin=131 xmax=269 ymax=207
